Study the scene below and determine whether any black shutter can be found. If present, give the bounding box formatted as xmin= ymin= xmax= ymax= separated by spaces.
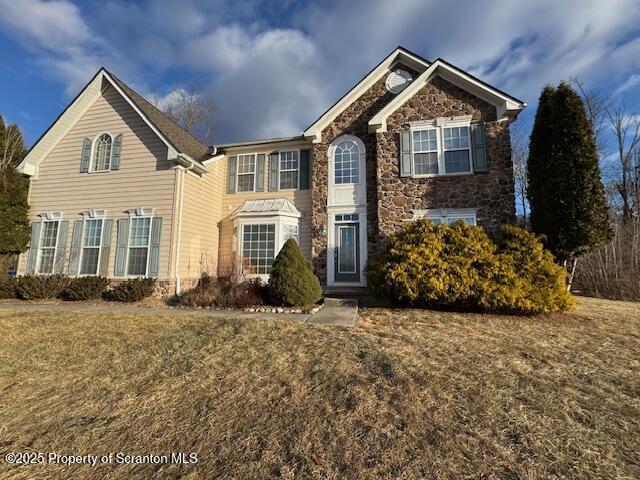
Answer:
xmin=472 ymin=123 xmax=488 ymax=172
xmin=299 ymin=149 xmax=310 ymax=189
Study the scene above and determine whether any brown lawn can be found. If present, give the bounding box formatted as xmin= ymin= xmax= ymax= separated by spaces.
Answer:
xmin=0 ymin=296 xmax=638 ymax=479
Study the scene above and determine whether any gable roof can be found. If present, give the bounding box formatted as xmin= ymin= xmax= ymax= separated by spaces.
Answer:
xmin=18 ymin=68 xmax=209 ymax=177
xmin=104 ymin=69 xmax=208 ymax=162
xmin=303 ymin=46 xmax=432 ymax=142
xmin=368 ymin=58 xmax=527 ymax=132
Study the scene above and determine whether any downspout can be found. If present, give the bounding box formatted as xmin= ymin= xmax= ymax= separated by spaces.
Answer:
xmin=174 ymin=162 xmax=193 ymax=295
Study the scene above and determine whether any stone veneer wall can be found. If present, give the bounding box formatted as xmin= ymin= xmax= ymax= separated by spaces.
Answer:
xmin=311 ymin=70 xmax=516 ymax=283
xmin=311 ymin=64 xmax=420 ymax=283
xmin=376 ymin=76 xmax=516 ymax=249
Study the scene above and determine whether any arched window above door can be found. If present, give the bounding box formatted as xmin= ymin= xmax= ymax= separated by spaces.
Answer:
xmin=333 ymin=139 xmax=360 ymax=184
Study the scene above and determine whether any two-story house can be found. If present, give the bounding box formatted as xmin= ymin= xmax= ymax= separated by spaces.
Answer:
xmin=16 ymin=47 xmax=525 ymax=294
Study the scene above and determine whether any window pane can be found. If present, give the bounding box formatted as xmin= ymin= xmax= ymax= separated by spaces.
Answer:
xmin=83 ymin=219 xmax=103 ymax=247
xmin=93 ymin=134 xmax=112 ymax=171
xmin=80 ymin=248 xmax=100 ymax=275
xmin=447 ymin=217 xmax=476 ymax=226
xmin=127 ymin=247 xmax=148 ymax=276
xmin=129 ymin=217 xmax=150 ymax=247
xmin=279 ymin=151 xmax=298 ymax=171
xmin=445 ymin=150 xmax=471 ymax=173
xmin=444 ymin=126 xmax=469 ymax=150
xmin=280 ymin=171 xmax=298 ymax=189
xmin=237 ymin=174 xmax=255 ymax=192
xmin=242 ymin=224 xmax=275 ymax=275
xmin=283 ymin=224 xmax=299 ymax=244
xmin=237 ymin=154 xmax=256 ymax=174
xmin=41 ymin=221 xmax=59 ymax=248
xmin=38 ymin=249 xmax=55 ymax=274
xmin=334 ymin=141 xmax=359 ymax=184
xmin=414 ymin=152 xmax=438 ymax=175
xmin=338 ymin=227 xmax=356 ymax=273
xmin=413 ymin=129 xmax=437 ymax=152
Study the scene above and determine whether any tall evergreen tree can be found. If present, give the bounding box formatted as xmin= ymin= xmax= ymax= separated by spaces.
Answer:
xmin=527 ymin=83 xmax=612 ymax=269
xmin=0 ymin=116 xmax=30 ymax=274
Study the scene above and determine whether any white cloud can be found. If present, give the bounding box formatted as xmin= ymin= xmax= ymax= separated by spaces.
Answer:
xmin=2 ymin=0 xmax=640 ymax=142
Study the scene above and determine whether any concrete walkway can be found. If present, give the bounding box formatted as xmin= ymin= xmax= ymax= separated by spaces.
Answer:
xmin=0 ymin=299 xmax=359 ymax=326
xmin=306 ymin=298 xmax=358 ymax=326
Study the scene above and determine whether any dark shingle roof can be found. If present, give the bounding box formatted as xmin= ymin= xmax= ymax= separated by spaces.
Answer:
xmin=104 ymin=69 xmax=208 ymax=163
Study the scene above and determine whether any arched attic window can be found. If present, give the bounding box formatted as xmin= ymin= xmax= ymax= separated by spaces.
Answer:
xmin=92 ymin=133 xmax=113 ymax=171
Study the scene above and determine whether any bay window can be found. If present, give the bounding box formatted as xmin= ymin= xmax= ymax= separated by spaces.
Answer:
xmin=241 ymin=224 xmax=275 ymax=275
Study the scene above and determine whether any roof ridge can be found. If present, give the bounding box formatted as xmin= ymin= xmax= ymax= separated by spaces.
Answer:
xmin=102 ymin=68 xmax=209 ymax=161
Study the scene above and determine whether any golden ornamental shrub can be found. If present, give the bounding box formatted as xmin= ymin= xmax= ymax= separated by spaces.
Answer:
xmin=366 ymin=221 xmax=573 ymax=314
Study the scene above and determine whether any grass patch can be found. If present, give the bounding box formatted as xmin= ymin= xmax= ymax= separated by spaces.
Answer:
xmin=0 ymin=297 xmax=638 ymax=479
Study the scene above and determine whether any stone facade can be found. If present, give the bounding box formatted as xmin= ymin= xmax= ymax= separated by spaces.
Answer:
xmin=376 ymin=76 xmax=516 ymax=246
xmin=310 ymin=70 xmax=516 ymax=283
xmin=311 ymin=64 xmax=420 ymax=282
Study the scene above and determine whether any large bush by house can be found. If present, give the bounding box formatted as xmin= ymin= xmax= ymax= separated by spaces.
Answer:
xmin=366 ymin=220 xmax=573 ymax=314
xmin=178 ymin=275 xmax=268 ymax=308
xmin=105 ymin=278 xmax=156 ymax=302
xmin=63 ymin=276 xmax=109 ymax=301
xmin=0 ymin=277 xmax=18 ymax=298
xmin=268 ymin=239 xmax=322 ymax=306
xmin=15 ymin=274 xmax=71 ymax=300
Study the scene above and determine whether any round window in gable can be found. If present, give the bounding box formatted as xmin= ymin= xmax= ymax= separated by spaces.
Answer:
xmin=385 ymin=69 xmax=413 ymax=94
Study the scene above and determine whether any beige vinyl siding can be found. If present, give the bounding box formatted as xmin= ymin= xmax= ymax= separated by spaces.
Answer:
xmin=218 ymin=147 xmax=312 ymax=277
xmin=18 ymin=84 xmax=176 ymax=280
xmin=177 ymin=159 xmax=225 ymax=288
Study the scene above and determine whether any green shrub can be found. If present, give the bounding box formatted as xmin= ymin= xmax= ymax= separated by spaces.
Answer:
xmin=0 ymin=277 xmax=18 ymax=299
xmin=178 ymin=275 xmax=268 ymax=308
xmin=269 ymin=238 xmax=322 ymax=306
xmin=63 ymin=276 xmax=109 ymax=301
xmin=105 ymin=278 xmax=156 ymax=302
xmin=15 ymin=274 xmax=71 ymax=300
xmin=366 ymin=220 xmax=573 ymax=314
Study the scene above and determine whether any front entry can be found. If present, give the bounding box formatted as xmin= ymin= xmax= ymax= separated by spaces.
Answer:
xmin=334 ymin=222 xmax=360 ymax=283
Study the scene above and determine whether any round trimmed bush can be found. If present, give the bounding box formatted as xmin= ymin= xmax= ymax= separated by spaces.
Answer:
xmin=63 ymin=276 xmax=109 ymax=301
xmin=268 ymin=239 xmax=322 ymax=306
xmin=366 ymin=220 xmax=573 ymax=314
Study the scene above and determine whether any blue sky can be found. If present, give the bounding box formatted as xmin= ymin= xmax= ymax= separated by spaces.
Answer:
xmin=1 ymin=0 xmax=640 ymax=147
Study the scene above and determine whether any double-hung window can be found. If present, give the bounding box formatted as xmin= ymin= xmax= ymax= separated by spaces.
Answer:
xmin=241 ymin=224 xmax=275 ymax=275
xmin=127 ymin=216 xmax=152 ymax=276
xmin=279 ymin=150 xmax=299 ymax=189
xmin=37 ymin=220 xmax=60 ymax=274
xmin=79 ymin=218 xmax=103 ymax=275
xmin=413 ymin=129 xmax=438 ymax=175
xmin=443 ymin=126 xmax=471 ymax=173
xmin=237 ymin=154 xmax=256 ymax=192
xmin=412 ymin=123 xmax=472 ymax=176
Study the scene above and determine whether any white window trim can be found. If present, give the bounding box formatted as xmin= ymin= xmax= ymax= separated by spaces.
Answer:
xmin=36 ymin=219 xmax=61 ymax=276
xmin=89 ymin=132 xmax=114 ymax=173
xmin=332 ymin=140 xmax=361 ymax=185
xmin=278 ymin=149 xmax=300 ymax=190
xmin=125 ymin=212 xmax=154 ymax=277
xmin=78 ymin=217 xmax=104 ymax=277
xmin=236 ymin=153 xmax=257 ymax=192
xmin=412 ymin=208 xmax=477 ymax=225
xmin=235 ymin=216 xmax=301 ymax=282
xmin=410 ymin=118 xmax=474 ymax=177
